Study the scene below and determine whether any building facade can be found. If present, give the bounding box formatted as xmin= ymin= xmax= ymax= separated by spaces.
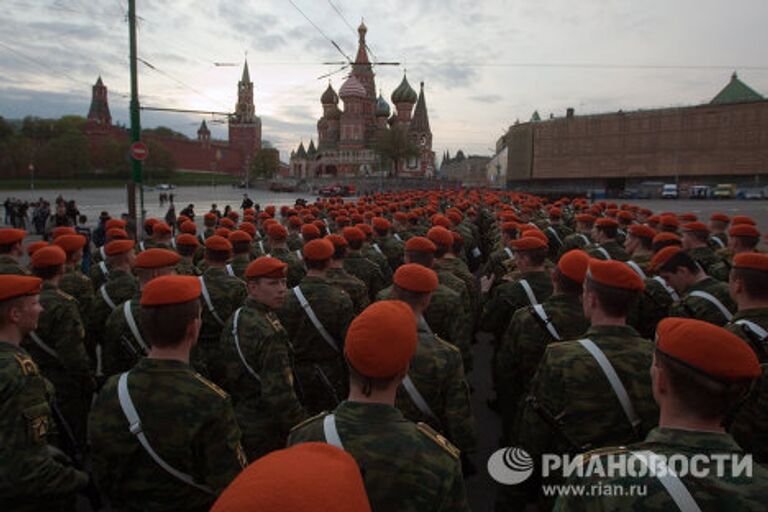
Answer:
xmin=290 ymin=22 xmax=436 ymax=178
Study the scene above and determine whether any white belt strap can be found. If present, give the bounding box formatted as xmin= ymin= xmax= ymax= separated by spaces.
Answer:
xmin=225 ymin=264 xmax=235 ymax=277
xmin=323 ymin=414 xmax=344 ymax=450
xmin=99 ymin=261 xmax=110 ymax=278
xmin=100 ymin=246 xmax=106 ymax=259
xmin=372 ymin=243 xmax=384 ymax=255
xmin=631 ymin=450 xmax=702 ymax=512
xmin=595 ymin=247 xmax=611 ymax=260
xmin=123 ymin=301 xmax=149 ymax=353
xmin=295 ymin=249 xmax=303 ymax=261
xmin=503 ymin=247 xmax=514 ymax=260
xmin=688 ymin=290 xmax=733 ymax=321
xmin=29 ymin=331 xmax=58 ymax=358
xmin=402 ymin=375 xmax=440 ymax=424
xmin=170 ymin=238 xmax=177 ymax=250
xmin=139 ymin=241 xmax=146 ymax=252
xmin=532 ymin=304 xmax=561 ymax=341
xmin=710 ymin=236 xmax=725 ymax=249
xmin=394 ymin=233 xmax=402 ymax=242
xmin=653 ymin=276 xmax=680 ymax=302
xmin=231 ymin=307 xmax=260 ymax=382
xmin=519 ymin=279 xmax=539 ymax=306
xmin=117 ymin=372 xmax=213 ymax=494
xmin=198 ymin=276 xmax=225 ymax=326
xmin=734 ymin=319 xmax=768 ymax=342
xmin=578 ymin=234 xmax=591 ymax=246
xmin=257 ymin=240 xmax=265 ymax=253
xmin=293 ymin=286 xmax=339 ymax=352
xmin=99 ymin=284 xmax=118 ymax=310
xmin=577 ymin=338 xmax=641 ymax=431
xmin=547 ymin=226 xmax=563 ymax=245
xmin=626 ymin=260 xmax=647 ymax=280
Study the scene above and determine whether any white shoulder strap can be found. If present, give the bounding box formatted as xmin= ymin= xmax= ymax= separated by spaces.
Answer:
xmin=139 ymin=241 xmax=146 ymax=252
xmin=117 ymin=372 xmax=213 ymax=493
xmin=626 ymin=260 xmax=647 ymax=280
xmin=295 ymin=249 xmax=303 ymax=261
xmin=257 ymin=240 xmax=265 ymax=253
xmin=578 ymin=234 xmax=591 ymax=246
xmin=100 ymin=246 xmax=106 ymax=259
xmin=734 ymin=319 xmax=768 ymax=342
xmin=503 ymin=247 xmax=514 ymax=260
xmin=29 ymin=331 xmax=58 ymax=358
xmin=99 ymin=284 xmax=118 ymax=310
xmin=577 ymin=338 xmax=641 ymax=431
xmin=231 ymin=307 xmax=261 ymax=382
xmin=652 ymin=276 xmax=680 ymax=302
xmin=99 ymin=261 xmax=110 ymax=278
xmin=631 ymin=450 xmax=702 ymax=512
xmin=547 ymin=226 xmax=563 ymax=245
xmin=710 ymin=236 xmax=725 ymax=249
xmin=532 ymin=304 xmax=561 ymax=341
xmin=372 ymin=243 xmax=384 ymax=255
xmin=293 ymin=286 xmax=339 ymax=352
xmin=123 ymin=301 xmax=149 ymax=353
xmin=323 ymin=414 xmax=344 ymax=450
xmin=519 ymin=279 xmax=539 ymax=306
xmin=198 ymin=276 xmax=225 ymax=325
xmin=402 ymin=375 xmax=440 ymax=424
xmin=596 ymin=247 xmax=611 ymax=260
xmin=225 ymin=264 xmax=235 ymax=277
xmin=394 ymin=233 xmax=402 ymax=242
xmin=688 ymin=290 xmax=734 ymax=321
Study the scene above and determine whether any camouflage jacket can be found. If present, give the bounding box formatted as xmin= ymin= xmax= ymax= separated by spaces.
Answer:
xmin=587 ymin=239 xmax=629 ymax=261
xmin=89 ymin=358 xmax=247 ymax=512
xmin=88 ymin=258 xmax=112 ymax=290
xmin=0 ymin=254 xmax=28 ymax=275
xmin=709 ymin=231 xmax=728 ymax=250
xmin=374 ymin=235 xmax=405 ymax=272
xmin=286 ymin=232 xmax=303 ymax=251
xmin=175 ymin=258 xmax=201 ymax=276
xmin=688 ymin=245 xmax=725 ymax=278
xmin=517 ymin=325 xmax=659 ymax=458
xmin=362 ymin=243 xmax=393 ymax=285
xmin=227 ymin=253 xmax=251 ymax=280
xmin=558 ymin=232 xmax=592 ymax=259
xmin=669 ymin=276 xmax=737 ymax=327
xmin=726 ymin=307 xmax=768 ymax=362
xmin=344 ymin=251 xmax=386 ymax=303
xmin=269 ymin=247 xmax=306 ymax=288
xmin=480 ymin=246 xmax=515 ymax=285
xmin=103 ymin=296 xmax=146 ymax=377
xmin=288 ymin=401 xmax=470 ymax=512
xmin=496 ymin=293 xmax=589 ymax=441
xmin=59 ymin=268 xmax=94 ymax=322
xmin=277 ymin=275 xmax=354 ymax=415
xmin=87 ymin=269 xmax=138 ymax=367
xmin=434 ymin=257 xmax=479 ymax=320
xmin=545 ymin=224 xmax=574 ymax=260
xmin=628 ymin=276 xmax=677 ymax=338
xmin=480 ymin=270 xmax=554 ymax=343
xmin=395 ymin=318 xmax=476 ymax=452
xmin=0 ymin=342 xmax=89 ymax=510
xmin=554 ymin=428 xmax=768 ymax=512
xmin=324 ymin=266 xmax=370 ymax=314
xmin=215 ymin=297 xmax=307 ymax=460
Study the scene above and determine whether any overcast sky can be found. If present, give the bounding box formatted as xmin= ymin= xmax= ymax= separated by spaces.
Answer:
xmin=2 ymin=0 xmax=768 ymax=162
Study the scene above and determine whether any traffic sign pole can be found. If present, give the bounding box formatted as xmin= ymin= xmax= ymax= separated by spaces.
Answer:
xmin=128 ymin=0 xmax=144 ymax=239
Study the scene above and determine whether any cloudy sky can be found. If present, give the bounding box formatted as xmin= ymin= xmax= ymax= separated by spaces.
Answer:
xmin=2 ymin=0 xmax=768 ymax=162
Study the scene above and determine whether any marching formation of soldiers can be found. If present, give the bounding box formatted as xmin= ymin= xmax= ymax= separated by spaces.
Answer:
xmin=1 ymin=189 xmax=768 ymax=511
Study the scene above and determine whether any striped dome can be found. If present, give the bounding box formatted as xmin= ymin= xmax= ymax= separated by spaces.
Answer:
xmin=339 ymin=75 xmax=367 ymax=99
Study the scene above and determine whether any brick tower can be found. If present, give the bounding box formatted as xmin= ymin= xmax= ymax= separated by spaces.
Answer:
xmin=228 ymin=60 xmax=262 ymax=174
xmin=87 ymin=76 xmax=111 ymax=126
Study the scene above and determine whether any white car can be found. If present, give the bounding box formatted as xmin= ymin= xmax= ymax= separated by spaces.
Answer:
xmin=661 ymin=184 xmax=679 ymax=199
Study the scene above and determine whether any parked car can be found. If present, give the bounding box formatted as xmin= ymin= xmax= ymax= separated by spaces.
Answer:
xmin=688 ymin=185 xmax=711 ymax=199
xmin=739 ymin=188 xmax=764 ymax=200
xmin=156 ymin=183 xmax=175 ymax=191
xmin=713 ymin=183 xmax=736 ymax=199
xmin=319 ymin=184 xmax=356 ymax=197
xmin=661 ymin=183 xmax=679 ymax=199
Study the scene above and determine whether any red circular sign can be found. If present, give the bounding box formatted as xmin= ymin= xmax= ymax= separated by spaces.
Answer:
xmin=129 ymin=141 xmax=149 ymax=161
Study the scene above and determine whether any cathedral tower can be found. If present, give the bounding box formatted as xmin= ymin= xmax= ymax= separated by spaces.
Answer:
xmin=228 ymin=60 xmax=262 ymax=173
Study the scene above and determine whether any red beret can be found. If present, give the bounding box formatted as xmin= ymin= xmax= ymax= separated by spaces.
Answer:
xmin=394 ymin=212 xmax=408 ymax=223
xmin=135 ymin=248 xmax=181 ymax=269
xmin=180 ymin=221 xmax=197 ymax=235
xmin=651 ymin=246 xmax=683 ymax=272
xmin=141 ymin=275 xmax=201 ymax=306
xmin=204 ymin=212 xmax=217 ymax=221
xmin=660 ymin=215 xmax=679 ymax=228
xmin=105 ymin=219 xmax=127 ymax=230
xmin=652 ymin=232 xmax=682 ymax=245
xmin=301 ymin=224 xmax=321 ymax=239
xmin=394 ymin=263 xmax=439 ymax=293
xmin=732 ymin=253 xmax=768 ymax=272
xmin=356 ymin=223 xmax=373 ymax=237
xmin=205 ymin=235 xmax=233 ymax=252
xmin=342 ymin=227 xmax=365 ymax=243
xmin=153 ymin=222 xmax=172 ymax=235
xmin=215 ymin=228 xmax=232 ymax=238
xmin=344 ymin=301 xmax=417 ymax=378
xmin=431 ymin=214 xmax=452 ymax=228
xmin=288 ymin=216 xmax=303 ymax=227
xmin=303 ymin=239 xmax=335 ymax=261
xmin=104 ymin=239 xmax=136 ymax=256
xmin=267 ymin=224 xmax=288 ymax=240
xmin=426 ymin=227 xmax=453 ymax=248
xmin=372 ymin=217 xmax=391 ymax=232
xmin=177 ymin=215 xmax=191 ymax=225
xmin=229 ymin=230 xmax=253 ymax=243
xmin=228 ymin=210 xmax=240 ymax=220
xmin=588 ymin=259 xmax=644 ymax=291
xmin=681 ymin=222 xmax=709 ymax=234
xmin=239 ymin=222 xmax=256 ymax=236
xmin=549 ymin=207 xmax=562 ymax=219
xmin=176 ymin=234 xmax=199 ymax=247
xmin=595 ymin=218 xmax=619 ymax=229
xmin=326 ymin=234 xmax=348 ymax=249
xmin=0 ymin=275 xmax=42 ymax=301
xmin=501 ymin=221 xmax=519 ymax=232
xmin=732 ymin=216 xmax=756 ymax=226
xmin=219 ymin=218 xmax=236 ymax=229
xmin=617 ymin=210 xmax=634 ymax=222
xmin=26 ymin=241 xmax=48 ymax=256
xmin=729 ymin=225 xmax=760 ymax=238
xmin=52 ymin=226 xmax=76 ymax=239
xmin=628 ymin=225 xmax=656 ymax=240
xmin=520 ymin=229 xmax=549 ymax=244
xmin=575 ymin=214 xmax=596 ymax=224
xmin=710 ymin=213 xmax=730 ymax=223
xmin=656 ymin=318 xmax=761 ymax=381
xmin=557 ymin=249 xmax=590 ymax=284
xmin=31 ymin=245 xmax=66 ymax=269
xmin=144 ymin=218 xmax=159 ymax=228
xmin=53 ymin=234 xmax=87 ymax=254
xmin=405 ymin=236 xmax=437 ymax=253
xmin=246 ymin=256 xmax=287 ymax=279
xmin=510 ymin=236 xmax=547 ymax=251
xmin=106 ymin=228 xmax=129 ymax=240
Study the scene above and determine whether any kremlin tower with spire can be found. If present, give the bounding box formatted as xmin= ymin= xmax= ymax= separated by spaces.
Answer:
xmin=291 ymin=22 xmax=435 ymax=178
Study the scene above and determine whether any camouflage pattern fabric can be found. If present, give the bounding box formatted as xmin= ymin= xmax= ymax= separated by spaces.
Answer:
xmin=374 ymin=235 xmax=405 ymax=272
xmin=59 ymin=268 xmax=94 ymax=323
xmin=0 ymin=254 xmax=28 ymax=275
xmin=669 ymin=276 xmax=736 ymax=327
xmin=88 ymin=260 xmax=112 ymax=290
xmin=286 ymin=232 xmax=303 ymax=251
xmin=627 ymin=277 xmax=676 ymax=338
xmin=344 ymin=251 xmax=386 ymax=303
xmin=434 ymin=256 xmax=479 ymax=322
xmin=558 ymin=232 xmax=592 ymax=259
xmin=688 ymin=245 xmax=726 ymax=278
xmin=174 ymin=259 xmax=201 ymax=276
xmin=480 ymin=270 xmax=553 ymax=343
xmin=362 ymin=243 xmax=393 ymax=285
xmin=102 ymin=296 xmax=145 ymax=377
xmin=726 ymin=307 xmax=768 ymax=362
xmin=86 ymin=269 xmax=138 ymax=372
xmin=587 ymin=239 xmax=629 ymax=261
xmin=227 ymin=253 xmax=251 ymax=280
xmin=324 ymin=267 xmax=370 ymax=314
xmin=269 ymin=247 xmax=306 ymax=288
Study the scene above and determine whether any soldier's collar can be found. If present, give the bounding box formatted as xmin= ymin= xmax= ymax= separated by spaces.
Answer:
xmin=645 ymin=427 xmax=743 ymax=452
xmin=337 ymin=400 xmax=406 ymax=423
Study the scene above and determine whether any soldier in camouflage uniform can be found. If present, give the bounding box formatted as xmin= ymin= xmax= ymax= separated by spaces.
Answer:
xmin=623 ymin=224 xmax=656 ymax=277
xmin=324 ymin=234 xmax=370 ymax=314
xmin=709 ymin=223 xmax=762 ymax=282
xmin=90 ymin=275 xmax=247 ymax=512
xmin=495 ymin=250 xmax=590 ymax=442
xmin=342 ymin=226 xmax=386 ymax=303
xmin=89 ymin=227 xmax=131 ymax=289
xmin=557 ymin=214 xmax=595 ymax=258
xmin=0 ymin=228 xmax=29 ymax=275
xmin=227 ymin=230 xmax=253 ymax=279
xmin=102 ymin=248 xmax=180 ymax=377
xmin=555 ymin=318 xmax=768 ymax=512
xmin=708 ymin=212 xmax=730 ymax=250
xmin=588 ymin=217 xmax=629 ymax=261
xmin=543 ymin=208 xmax=573 ymax=261
xmin=430 ymin=227 xmax=479 ymax=326
xmin=479 ymin=221 xmax=518 ymax=287
xmin=216 ymin=257 xmax=307 ymax=460
xmin=288 ymin=300 xmax=470 ymax=512
xmin=174 ymin=233 xmax=202 ymax=276
xmin=359 ymin=223 xmax=394 ymax=285
xmin=372 ymin=216 xmax=405 ymax=272
xmin=277 ymin=239 xmax=355 ymax=415
xmin=286 ymin=216 xmax=304 ymax=251
xmin=653 ymin=247 xmax=736 ymax=326
xmin=22 ymin=246 xmax=94 ymax=448
xmin=53 ymin=234 xmax=94 ymax=323
xmin=266 ymin=223 xmax=306 ymax=288
xmin=137 ymin=221 xmax=173 ymax=252
xmin=681 ymin=221 xmax=726 ymax=280
xmin=0 ymin=275 xmax=91 ymax=511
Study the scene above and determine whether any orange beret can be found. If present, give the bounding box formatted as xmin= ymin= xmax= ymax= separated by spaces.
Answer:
xmin=135 ymin=248 xmax=181 ymax=269
xmin=219 ymin=218 xmax=236 ymax=229
xmin=210 ymin=443 xmax=371 ymax=512
xmin=53 ymin=234 xmax=87 ymax=254
xmin=549 ymin=207 xmax=562 ymax=219
xmin=52 ymin=226 xmax=76 ymax=239
xmin=356 ymin=223 xmax=373 ymax=237
xmin=229 ymin=230 xmax=253 ymax=243
xmin=0 ymin=275 xmax=42 ymax=301
xmin=426 ymin=226 xmax=453 ymax=248
xmin=575 ymin=214 xmax=596 ymax=224
xmin=176 ymin=234 xmax=199 ymax=247
xmin=215 ymin=228 xmax=232 ymax=239
xmin=520 ymin=229 xmax=549 ymax=244
xmin=628 ymin=224 xmax=656 ymax=240
xmin=510 ymin=236 xmax=547 ymax=251
xmin=557 ymin=249 xmax=590 ymax=284
xmin=344 ymin=301 xmax=417 ymax=378
xmin=372 ymin=217 xmax=391 ymax=232
xmin=731 ymin=216 xmax=756 ymax=226
xmin=588 ymin=259 xmax=644 ymax=291
xmin=595 ymin=218 xmax=619 ymax=229
xmin=177 ymin=215 xmax=190 ymax=224
xmin=104 ymin=239 xmax=136 ymax=256
xmin=326 ymin=234 xmax=348 ymax=249
xmin=501 ymin=221 xmax=519 ymax=232
xmin=303 ymin=239 xmax=334 ymax=261
xmin=652 ymin=232 xmax=682 ymax=245
xmin=228 ymin=210 xmax=240 ymax=220
xmin=205 ymin=235 xmax=233 ymax=252
xmin=656 ymin=318 xmax=761 ymax=381
xmin=144 ymin=218 xmax=159 ymax=228
xmin=301 ymin=224 xmax=321 ymax=239
xmin=0 ymin=228 xmax=27 ymax=246
xmin=239 ymin=222 xmax=256 ymax=236
xmin=710 ymin=213 xmax=730 ymax=223
xmin=153 ymin=222 xmax=172 ymax=235
xmin=31 ymin=245 xmax=66 ymax=269
xmin=342 ymin=227 xmax=365 ymax=243
xmin=106 ymin=228 xmax=129 ymax=240
xmin=288 ymin=216 xmax=302 ymax=227
xmin=431 ymin=214 xmax=452 ymax=228
xmin=681 ymin=222 xmax=709 ymax=234
xmin=267 ymin=224 xmax=288 ymax=240
xmin=180 ymin=221 xmax=197 ymax=235
xmin=141 ymin=275 xmax=201 ymax=306
xmin=732 ymin=253 xmax=768 ymax=272
xmin=246 ymin=256 xmax=287 ymax=279
xmin=659 ymin=215 xmax=679 ymax=228
xmin=729 ymin=225 xmax=760 ymax=238
xmin=394 ymin=263 xmax=439 ymax=293
xmin=650 ymin=246 xmax=683 ymax=272
xmin=26 ymin=241 xmax=48 ymax=256
xmin=405 ymin=236 xmax=437 ymax=253
xmin=617 ymin=210 xmax=634 ymax=222
xmin=105 ymin=219 xmax=127 ymax=230
xmin=204 ymin=212 xmax=217 ymax=221
xmin=394 ymin=212 xmax=408 ymax=223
